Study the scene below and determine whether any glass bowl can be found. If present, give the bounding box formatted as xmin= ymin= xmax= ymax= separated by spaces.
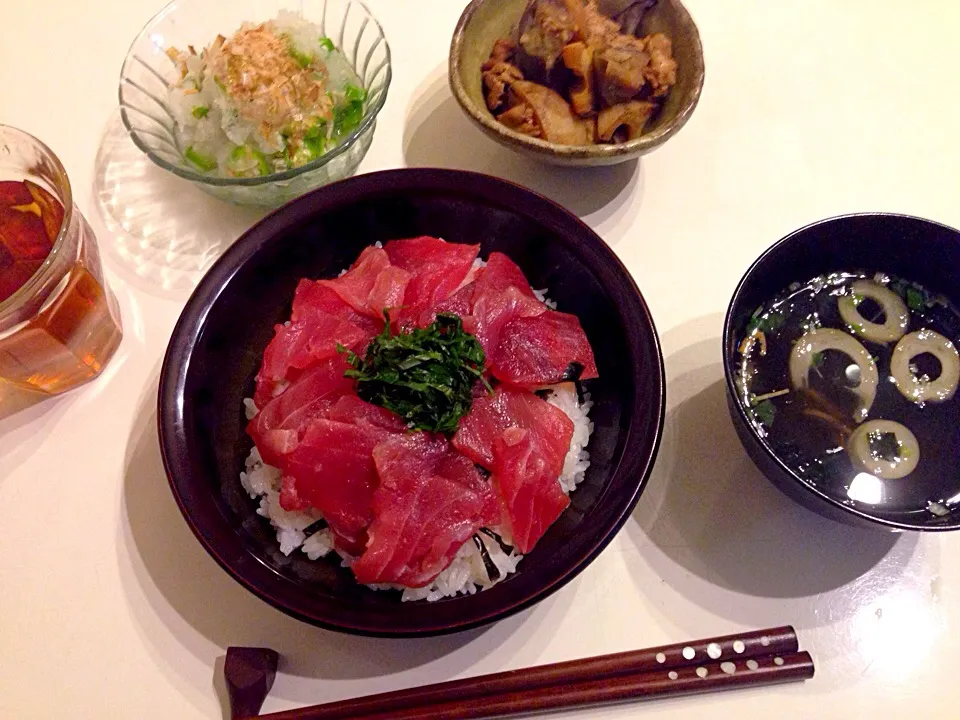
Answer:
xmin=118 ymin=0 xmax=391 ymax=207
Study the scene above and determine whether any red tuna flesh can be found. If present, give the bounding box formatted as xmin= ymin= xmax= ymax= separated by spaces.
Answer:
xmin=492 ymin=426 xmax=570 ymax=553
xmin=384 ymin=236 xmax=479 ymax=325
xmin=352 ymin=433 xmax=498 ymax=587
xmin=247 ymin=355 xmax=354 ymax=467
xmin=452 ymin=385 xmax=573 ymax=475
xmin=491 ymin=309 xmax=598 ymax=388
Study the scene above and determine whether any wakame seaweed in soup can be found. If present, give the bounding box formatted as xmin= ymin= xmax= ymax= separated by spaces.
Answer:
xmin=736 ymin=271 xmax=960 ymax=516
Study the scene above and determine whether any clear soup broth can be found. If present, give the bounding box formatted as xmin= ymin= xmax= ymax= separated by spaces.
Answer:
xmin=736 ymin=271 xmax=960 ymax=518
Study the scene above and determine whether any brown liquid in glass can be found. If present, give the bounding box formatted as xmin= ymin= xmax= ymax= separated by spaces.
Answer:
xmin=0 ymin=181 xmax=121 ymax=399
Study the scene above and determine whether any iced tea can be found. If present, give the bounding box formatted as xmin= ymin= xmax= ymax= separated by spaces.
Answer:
xmin=0 ymin=126 xmax=122 ymax=399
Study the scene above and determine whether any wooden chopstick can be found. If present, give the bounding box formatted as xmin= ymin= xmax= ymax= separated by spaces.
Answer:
xmin=245 ymin=626 xmax=809 ymax=720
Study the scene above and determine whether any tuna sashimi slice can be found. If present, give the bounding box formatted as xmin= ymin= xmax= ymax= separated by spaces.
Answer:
xmin=254 ymin=310 xmax=366 ymax=408
xmin=317 ymin=246 xmax=392 ymax=318
xmin=492 ymin=427 xmax=570 ymax=554
xmin=491 ymin=310 xmax=599 ymax=388
xmin=352 ymin=433 xmax=498 ymax=587
xmin=478 ymin=252 xmax=537 ymax=297
xmin=368 ymin=265 xmax=413 ymax=318
xmin=247 ymin=356 xmax=354 ymax=467
xmin=384 ymin=237 xmax=480 ymax=323
xmin=470 ymin=285 xmax=545 ymax=363
xmin=281 ymin=415 xmax=402 ymax=554
xmin=452 ymin=385 xmax=574 ymax=475
xmin=323 ymin=394 xmax=410 ymax=434
xmin=414 ymin=280 xmax=476 ymax=329
xmin=292 ymin=279 xmax=381 ymax=337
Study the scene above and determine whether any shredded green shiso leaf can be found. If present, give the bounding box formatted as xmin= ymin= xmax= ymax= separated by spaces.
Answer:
xmin=338 ymin=313 xmax=492 ymax=433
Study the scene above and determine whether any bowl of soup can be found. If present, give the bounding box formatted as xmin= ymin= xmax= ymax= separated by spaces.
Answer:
xmin=723 ymin=213 xmax=960 ymax=532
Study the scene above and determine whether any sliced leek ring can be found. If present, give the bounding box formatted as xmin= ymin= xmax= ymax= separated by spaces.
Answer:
xmin=789 ymin=328 xmax=878 ymax=422
xmin=890 ymin=328 xmax=960 ymax=403
xmin=847 ymin=419 xmax=920 ymax=480
xmin=838 ymin=280 xmax=910 ymax=344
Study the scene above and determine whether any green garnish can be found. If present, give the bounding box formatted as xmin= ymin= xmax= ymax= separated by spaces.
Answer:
xmin=302 ymin=119 xmax=327 ymax=158
xmin=811 ymin=351 xmax=825 ymax=369
xmin=339 ymin=312 xmax=491 ymax=433
xmin=318 ymin=36 xmax=335 ymax=52
xmin=905 ymin=287 xmax=925 ymax=312
xmin=746 ymin=309 xmax=785 ymax=335
xmin=184 ymin=145 xmax=217 ymax=172
xmin=229 ymin=144 xmax=270 ymax=176
xmin=304 ymin=135 xmax=326 ymax=158
xmin=868 ymin=431 xmax=900 ymax=462
xmin=332 ymin=83 xmax=368 ymax=136
xmin=752 ymin=399 xmax=776 ymax=427
xmin=288 ymin=45 xmax=314 ymax=68
xmin=344 ymin=83 xmax=367 ymax=104
xmin=191 ymin=105 xmax=210 ymax=119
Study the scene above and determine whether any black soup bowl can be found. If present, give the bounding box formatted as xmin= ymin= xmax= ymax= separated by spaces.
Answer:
xmin=158 ymin=168 xmax=666 ymax=636
xmin=724 ymin=213 xmax=960 ymax=532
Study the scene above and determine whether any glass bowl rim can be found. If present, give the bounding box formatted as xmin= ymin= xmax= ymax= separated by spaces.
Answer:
xmin=117 ymin=0 xmax=392 ymax=187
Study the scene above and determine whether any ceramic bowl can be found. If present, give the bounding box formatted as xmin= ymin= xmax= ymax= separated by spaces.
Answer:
xmin=158 ymin=168 xmax=665 ymax=635
xmin=119 ymin=0 xmax=391 ymax=207
xmin=449 ymin=0 xmax=704 ymax=167
xmin=724 ymin=213 xmax=960 ymax=532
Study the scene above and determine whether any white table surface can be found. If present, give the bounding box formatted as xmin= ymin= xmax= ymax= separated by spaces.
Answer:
xmin=3 ymin=1 xmax=960 ymax=717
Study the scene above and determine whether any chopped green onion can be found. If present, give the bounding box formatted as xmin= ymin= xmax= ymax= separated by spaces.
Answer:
xmin=332 ymin=83 xmax=368 ymax=137
xmin=344 ymin=83 xmax=367 ymax=104
xmin=752 ymin=399 xmax=776 ymax=427
xmin=229 ymin=144 xmax=271 ymax=176
xmin=288 ymin=45 xmax=314 ymax=68
xmin=746 ymin=309 xmax=785 ymax=335
xmin=905 ymin=287 xmax=925 ymax=312
xmin=184 ymin=145 xmax=218 ymax=172
xmin=304 ymin=119 xmax=326 ymax=140
xmin=318 ymin=36 xmax=335 ymax=52
xmin=304 ymin=135 xmax=325 ymax=158
xmin=191 ymin=105 xmax=210 ymax=119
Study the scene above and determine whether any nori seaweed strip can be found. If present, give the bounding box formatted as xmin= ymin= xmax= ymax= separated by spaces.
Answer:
xmin=560 ymin=361 xmax=585 ymax=382
xmin=473 ymin=535 xmax=501 ymax=582
xmin=479 ymin=527 xmax=514 ymax=554
xmin=302 ymin=518 xmax=328 ymax=538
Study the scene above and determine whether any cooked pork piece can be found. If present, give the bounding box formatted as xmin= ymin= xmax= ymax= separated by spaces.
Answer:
xmin=482 ymin=60 xmax=525 ymax=113
xmin=642 ymin=32 xmax=677 ymax=97
xmin=497 ymin=101 xmax=543 ymax=137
